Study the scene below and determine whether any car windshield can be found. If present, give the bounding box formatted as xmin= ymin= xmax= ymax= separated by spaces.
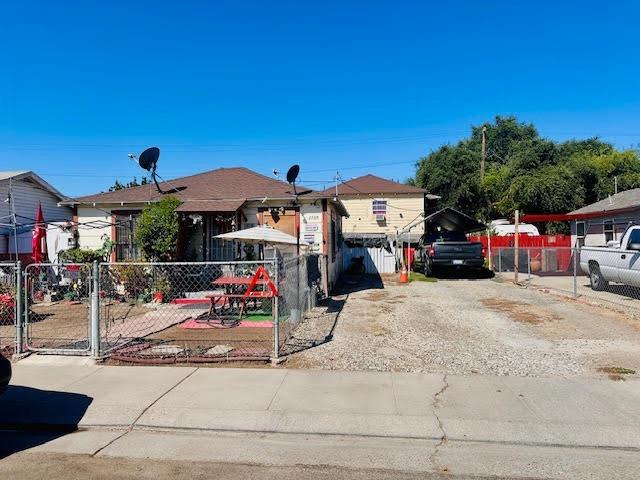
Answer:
xmin=423 ymin=230 xmax=467 ymax=243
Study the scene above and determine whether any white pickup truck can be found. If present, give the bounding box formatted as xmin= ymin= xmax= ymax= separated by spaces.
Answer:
xmin=580 ymin=225 xmax=640 ymax=290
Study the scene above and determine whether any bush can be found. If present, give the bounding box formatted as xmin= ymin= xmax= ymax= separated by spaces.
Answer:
xmin=111 ymin=265 xmax=152 ymax=300
xmin=59 ymin=248 xmax=104 ymax=263
xmin=135 ymin=196 xmax=181 ymax=261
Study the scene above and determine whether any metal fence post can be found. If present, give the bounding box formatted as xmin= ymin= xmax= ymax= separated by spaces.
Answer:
xmin=91 ymin=261 xmax=101 ymax=358
xmin=272 ymin=256 xmax=280 ymax=362
xmin=573 ymin=247 xmax=578 ymax=298
xmin=527 ymin=249 xmax=531 ymax=281
xmin=15 ymin=260 xmax=23 ymax=355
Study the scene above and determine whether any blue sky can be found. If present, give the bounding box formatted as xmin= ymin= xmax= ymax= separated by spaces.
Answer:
xmin=1 ymin=1 xmax=639 ymax=196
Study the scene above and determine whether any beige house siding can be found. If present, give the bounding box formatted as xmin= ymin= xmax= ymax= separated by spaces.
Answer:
xmin=76 ymin=207 xmax=114 ymax=250
xmin=340 ymin=194 xmax=424 ymax=234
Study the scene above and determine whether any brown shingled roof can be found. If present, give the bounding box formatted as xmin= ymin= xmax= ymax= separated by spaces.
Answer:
xmin=64 ymin=167 xmax=308 ymax=206
xmin=319 ymin=174 xmax=426 ymax=196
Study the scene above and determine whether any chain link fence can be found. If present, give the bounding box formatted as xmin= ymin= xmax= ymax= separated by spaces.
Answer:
xmin=491 ymin=246 xmax=640 ymax=316
xmin=8 ymin=255 xmax=320 ymax=362
xmin=99 ymin=261 xmax=277 ymax=363
xmin=0 ymin=262 xmax=18 ymax=354
xmin=276 ymin=255 xmax=320 ymax=352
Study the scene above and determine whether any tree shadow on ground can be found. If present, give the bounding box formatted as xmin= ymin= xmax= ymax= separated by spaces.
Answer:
xmin=0 ymin=386 xmax=93 ymax=459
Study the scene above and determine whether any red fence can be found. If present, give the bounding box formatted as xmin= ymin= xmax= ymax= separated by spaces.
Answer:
xmin=469 ymin=235 xmax=574 ymax=273
xmin=468 ymin=234 xmax=572 ymax=249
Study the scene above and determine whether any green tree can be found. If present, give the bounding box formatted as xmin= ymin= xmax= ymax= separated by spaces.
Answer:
xmin=134 ymin=196 xmax=181 ymax=261
xmin=109 ymin=176 xmax=150 ymax=192
xmin=412 ymin=115 xmax=635 ymax=231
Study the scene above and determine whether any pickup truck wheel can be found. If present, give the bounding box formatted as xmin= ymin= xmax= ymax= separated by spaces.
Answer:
xmin=423 ymin=259 xmax=433 ymax=276
xmin=589 ymin=263 xmax=608 ymax=291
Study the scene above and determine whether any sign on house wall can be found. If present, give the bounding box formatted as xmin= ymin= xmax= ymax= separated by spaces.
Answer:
xmin=301 ymin=205 xmax=323 ymax=253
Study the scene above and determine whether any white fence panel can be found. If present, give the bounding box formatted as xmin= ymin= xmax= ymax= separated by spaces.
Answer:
xmin=342 ymin=246 xmax=396 ymax=274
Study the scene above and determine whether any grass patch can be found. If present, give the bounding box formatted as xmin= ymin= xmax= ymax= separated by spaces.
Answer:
xmin=243 ymin=313 xmax=273 ymax=322
xmin=409 ymin=272 xmax=437 ymax=283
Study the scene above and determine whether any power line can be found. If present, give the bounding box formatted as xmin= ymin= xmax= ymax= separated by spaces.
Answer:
xmin=0 ymin=131 xmax=467 ymax=152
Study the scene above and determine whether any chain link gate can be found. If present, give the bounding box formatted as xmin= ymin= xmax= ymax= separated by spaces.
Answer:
xmin=23 ymin=263 xmax=93 ymax=354
xmin=0 ymin=261 xmax=18 ymax=354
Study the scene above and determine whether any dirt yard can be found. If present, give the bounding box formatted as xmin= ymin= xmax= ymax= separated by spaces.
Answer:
xmin=286 ymin=275 xmax=640 ymax=379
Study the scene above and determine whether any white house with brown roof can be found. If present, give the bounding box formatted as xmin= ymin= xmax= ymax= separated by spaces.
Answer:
xmin=63 ymin=167 xmax=348 ymax=293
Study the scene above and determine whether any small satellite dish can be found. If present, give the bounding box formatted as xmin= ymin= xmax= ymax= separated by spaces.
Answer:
xmin=286 ymin=165 xmax=300 ymax=184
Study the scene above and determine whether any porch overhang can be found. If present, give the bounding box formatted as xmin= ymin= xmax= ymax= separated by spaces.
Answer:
xmin=176 ymin=199 xmax=246 ymax=212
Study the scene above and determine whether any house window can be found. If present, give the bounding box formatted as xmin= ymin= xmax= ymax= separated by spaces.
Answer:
xmin=604 ymin=220 xmax=615 ymax=243
xmin=114 ymin=213 xmax=140 ymax=261
xmin=576 ymin=221 xmax=585 ymax=238
xmin=372 ymin=199 xmax=387 ymax=221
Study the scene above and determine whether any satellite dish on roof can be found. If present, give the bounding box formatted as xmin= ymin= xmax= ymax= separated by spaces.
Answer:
xmin=138 ymin=147 xmax=160 ymax=172
xmin=131 ymin=147 xmax=163 ymax=193
xmin=284 ymin=164 xmax=313 ymax=198
xmin=286 ymin=165 xmax=300 ymax=184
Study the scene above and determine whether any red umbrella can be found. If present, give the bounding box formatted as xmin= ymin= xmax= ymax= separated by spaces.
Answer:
xmin=32 ymin=203 xmax=47 ymax=263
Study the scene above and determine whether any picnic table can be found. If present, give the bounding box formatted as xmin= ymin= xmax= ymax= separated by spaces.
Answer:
xmin=204 ymin=269 xmax=277 ymax=324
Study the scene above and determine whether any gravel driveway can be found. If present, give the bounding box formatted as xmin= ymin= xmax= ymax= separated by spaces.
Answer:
xmin=285 ymin=276 xmax=640 ymax=378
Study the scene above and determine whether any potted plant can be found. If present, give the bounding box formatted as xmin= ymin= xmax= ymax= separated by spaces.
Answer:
xmin=153 ymin=275 xmax=171 ymax=303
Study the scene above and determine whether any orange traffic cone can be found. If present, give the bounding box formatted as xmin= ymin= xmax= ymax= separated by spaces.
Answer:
xmin=399 ymin=264 xmax=409 ymax=283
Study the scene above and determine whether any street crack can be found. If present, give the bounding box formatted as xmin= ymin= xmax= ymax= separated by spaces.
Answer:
xmin=430 ymin=373 xmax=450 ymax=474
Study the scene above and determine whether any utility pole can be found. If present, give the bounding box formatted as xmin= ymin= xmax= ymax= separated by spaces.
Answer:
xmin=480 ymin=126 xmax=487 ymax=181
xmin=614 ymin=176 xmax=618 ymax=195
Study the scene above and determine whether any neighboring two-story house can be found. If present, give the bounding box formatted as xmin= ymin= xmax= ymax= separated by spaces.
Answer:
xmin=320 ymin=174 xmax=438 ymax=273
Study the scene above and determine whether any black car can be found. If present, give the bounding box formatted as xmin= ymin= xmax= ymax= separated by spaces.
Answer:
xmin=0 ymin=350 xmax=11 ymax=395
xmin=418 ymin=230 xmax=485 ymax=276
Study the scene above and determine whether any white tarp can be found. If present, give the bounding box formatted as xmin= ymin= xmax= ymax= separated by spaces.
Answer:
xmin=45 ymin=222 xmax=75 ymax=263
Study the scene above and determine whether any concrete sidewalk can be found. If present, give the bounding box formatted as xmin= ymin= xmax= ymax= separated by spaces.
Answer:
xmin=3 ymin=356 xmax=640 ymax=448
xmin=3 ymin=357 xmax=640 ymax=478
